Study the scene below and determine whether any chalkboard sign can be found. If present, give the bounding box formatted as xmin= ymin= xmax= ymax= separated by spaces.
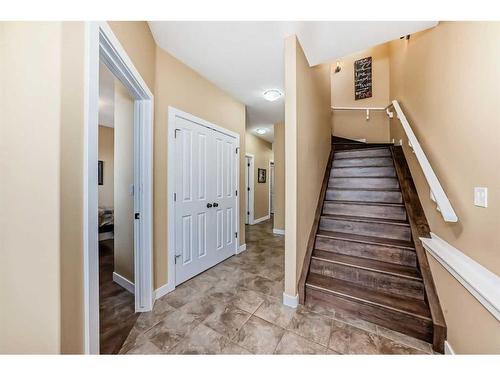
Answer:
xmin=354 ymin=56 xmax=372 ymax=100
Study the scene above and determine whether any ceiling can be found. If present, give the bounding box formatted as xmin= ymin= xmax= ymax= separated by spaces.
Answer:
xmin=248 ymin=123 xmax=274 ymax=143
xmin=148 ymin=21 xmax=437 ymax=141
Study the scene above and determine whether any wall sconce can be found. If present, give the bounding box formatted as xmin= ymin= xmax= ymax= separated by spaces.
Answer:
xmin=400 ymin=34 xmax=411 ymax=40
xmin=334 ymin=61 xmax=342 ymax=73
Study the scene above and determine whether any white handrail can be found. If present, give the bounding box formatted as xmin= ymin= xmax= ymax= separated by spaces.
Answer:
xmin=331 ymin=106 xmax=393 ymax=121
xmin=390 ymin=100 xmax=458 ymax=222
xmin=331 ymin=106 xmax=386 ymax=111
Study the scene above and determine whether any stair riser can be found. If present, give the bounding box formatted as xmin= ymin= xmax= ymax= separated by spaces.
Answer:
xmin=331 ymin=167 xmax=396 ymax=178
xmin=315 ymin=236 xmax=417 ymax=267
xmin=305 ymin=288 xmax=433 ymax=344
xmin=323 ymin=202 xmax=407 ymax=221
xmin=333 ymin=157 xmax=394 ymax=168
xmin=320 ymin=217 xmax=411 ymax=241
xmin=329 ymin=177 xmax=400 ymax=189
xmin=325 ymin=189 xmax=403 ymax=204
xmin=310 ymin=258 xmax=424 ymax=300
xmin=335 ymin=148 xmax=391 ymax=159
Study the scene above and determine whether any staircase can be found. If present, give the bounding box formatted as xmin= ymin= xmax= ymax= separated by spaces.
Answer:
xmin=299 ymin=138 xmax=446 ymax=353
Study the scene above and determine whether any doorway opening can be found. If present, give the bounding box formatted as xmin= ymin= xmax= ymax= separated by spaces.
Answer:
xmin=84 ymin=22 xmax=153 ymax=354
xmin=97 ymin=62 xmax=140 ymax=353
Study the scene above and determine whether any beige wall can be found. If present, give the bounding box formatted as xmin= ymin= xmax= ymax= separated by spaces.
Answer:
xmin=331 ymin=44 xmax=390 ymax=143
xmin=284 ymin=35 xmax=331 ymax=297
xmin=98 ymin=126 xmax=114 ymax=208
xmin=0 ymin=22 xmax=62 ymax=354
xmin=273 ymin=122 xmax=285 ymax=231
xmin=59 ymin=22 xmax=86 ymax=354
xmin=153 ymin=45 xmax=246 ymax=289
xmin=388 ymin=21 xmax=500 ymax=354
xmin=108 ymin=21 xmax=156 ymax=93
xmin=113 ymin=82 xmax=135 ymax=283
xmin=246 ymin=132 xmax=274 ymax=220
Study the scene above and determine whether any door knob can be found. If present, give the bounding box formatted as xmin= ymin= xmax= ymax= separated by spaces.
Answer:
xmin=207 ymin=203 xmax=213 ymax=208
xmin=213 ymin=203 xmax=219 ymax=207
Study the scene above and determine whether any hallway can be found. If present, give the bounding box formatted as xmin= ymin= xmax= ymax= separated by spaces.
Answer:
xmin=119 ymin=219 xmax=433 ymax=354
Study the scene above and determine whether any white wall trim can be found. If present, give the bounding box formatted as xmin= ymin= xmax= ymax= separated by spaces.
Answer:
xmin=84 ymin=21 xmax=154 ymax=354
xmin=444 ymin=340 xmax=455 ymax=355
xmin=245 ymin=153 xmax=255 ymax=225
xmin=154 ymin=283 xmax=175 ymax=300
xmin=421 ymin=233 xmax=500 ymax=321
xmin=273 ymin=228 xmax=285 ymax=235
xmin=112 ymin=272 xmax=135 ymax=294
xmin=252 ymin=214 xmax=270 ymax=225
xmin=237 ymin=244 xmax=247 ymax=254
xmin=268 ymin=160 xmax=274 ymax=217
xmin=283 ymin=292 xmax=299 ymax=308
xmin=167 ymin=107 xmax=240 ymax=292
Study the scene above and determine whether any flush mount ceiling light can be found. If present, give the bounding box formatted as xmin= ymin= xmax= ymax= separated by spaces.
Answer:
xmin=263 ymin=89 xmax=283 ymax=102
xmin=255 ymin=128 xmax=267 ymax=135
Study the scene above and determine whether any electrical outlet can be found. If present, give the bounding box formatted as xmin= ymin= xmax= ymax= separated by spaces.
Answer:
xmin=474 ymin=187 xmax=488 ymax=208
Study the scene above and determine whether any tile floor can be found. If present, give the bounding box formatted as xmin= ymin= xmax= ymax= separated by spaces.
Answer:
xmin=119 ymin=219 xmax=434 ymax=355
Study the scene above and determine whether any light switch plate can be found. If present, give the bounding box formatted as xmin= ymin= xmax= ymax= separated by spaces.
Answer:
xmin=474 ymin=187 xmax=488 ymax=208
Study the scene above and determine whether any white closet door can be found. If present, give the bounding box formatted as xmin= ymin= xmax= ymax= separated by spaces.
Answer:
xmin=174 ymin=117 xmax=238 ymax=285
xmin=174 ymin=117 xmax=215 ymax=285
xmin=211 ymin=130 xmax=238 ymax=264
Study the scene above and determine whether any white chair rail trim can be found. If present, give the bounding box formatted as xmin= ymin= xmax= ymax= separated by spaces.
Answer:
xmin=421 ymin=233 xmax=500 ymax=321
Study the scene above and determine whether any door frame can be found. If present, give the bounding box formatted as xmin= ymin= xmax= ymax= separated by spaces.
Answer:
xmin=245 ymin=153 xmax=255 ymax=225
xmin=84 ymin=22 xmax=154 ymax=354
xmin=268 ymin=160 xmax=274 ymax=217
xmin=167 ymin=107 xmax=240 ymax=292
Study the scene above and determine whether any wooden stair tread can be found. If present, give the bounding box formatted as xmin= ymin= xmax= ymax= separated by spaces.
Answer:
xmin=321 ymin=214 xmax=410 ymax=227
xmin=326 ymin=187 xmax=401 ymax=192
xmin=306 ymin=273 xmax=431 ymax=320
xmin=335 ymin=146 xmax=391 ymax=153
xmin=332 ymin=136 xmax=366 ymax=144
xmin=324 ymin=200 xmax=404 ymax=207
xmin=333 ymin=155 xmax=393 ymax=160
xmin=332 ymin=165 xmax=395 ymax=170
xmin=312 ymin=250 xmax=422 ymax=280
xmin=316 ymin=230 xmax=415 ymax=250
xmin=330 ymin=176 xmax=398 ymax=179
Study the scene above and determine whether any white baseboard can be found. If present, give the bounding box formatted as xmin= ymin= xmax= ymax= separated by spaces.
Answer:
xmin=444 ymin=340 xmax=455 ymax=355
xmin=252 ymin=215 xmax=270 ymax=225
xmin=154 ymin=283 xmax=175 ymax=300
xmin=112 ymin=272 xmax=134 ymax=294
xmin=283 ymin=292 xmax=299 ymax=308
xmin=236 ymin=243 xmax=247 ymax=254
xmin=273 ymin=228 xmax=285 ymax=235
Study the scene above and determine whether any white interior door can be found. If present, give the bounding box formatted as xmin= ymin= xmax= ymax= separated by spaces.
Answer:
xmin=174 ymin=116 xmax=237 ymax=285
xmin=212 ymin=130 xmax=238 ymax=264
